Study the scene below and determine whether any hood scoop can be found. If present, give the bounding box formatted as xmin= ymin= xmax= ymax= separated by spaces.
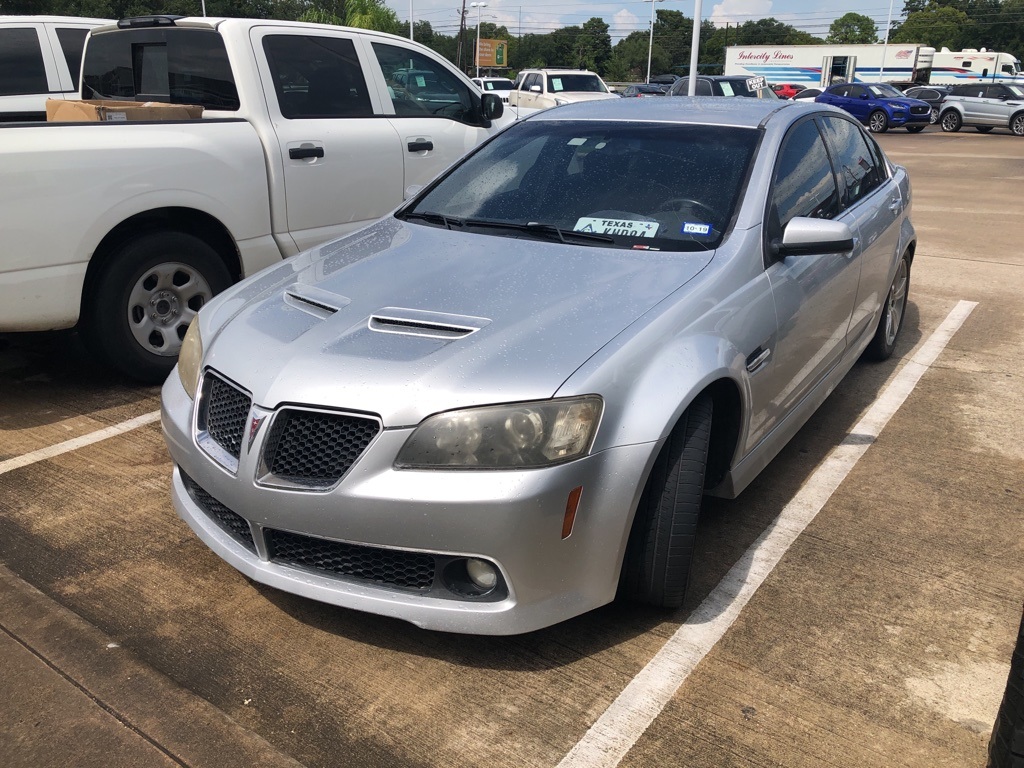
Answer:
xmin=284 ymin=284 xmax=351 ymax=319
xmin=368 ymin=307 xmax=491 ymax=340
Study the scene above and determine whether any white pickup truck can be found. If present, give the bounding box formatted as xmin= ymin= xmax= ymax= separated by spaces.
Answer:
xmin=0 ymin=16 xmax=507 ymax=381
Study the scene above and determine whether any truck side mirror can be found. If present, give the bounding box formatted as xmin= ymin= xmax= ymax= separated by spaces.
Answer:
xmin=529 ymin=85 xmax=541 ymax=93
xmin=480 ymin=93 xmax=503 ymax=126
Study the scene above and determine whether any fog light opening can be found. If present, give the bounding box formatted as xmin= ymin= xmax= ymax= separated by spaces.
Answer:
xmin=442 ymin=558 xmax=500 ymax=598
xmin=466 ymin=558 xmax=498 ymax=590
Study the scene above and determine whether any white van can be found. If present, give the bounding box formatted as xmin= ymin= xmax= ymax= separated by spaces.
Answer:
xmin=0 ymin=16 xmax=110 ymax=121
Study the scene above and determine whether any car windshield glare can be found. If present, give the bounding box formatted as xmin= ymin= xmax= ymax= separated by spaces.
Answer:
xmin=868 ymin=84 xmax=903 ymax=98
xmin=401 ymin=120 xmax=759 ymax=251
xmin=1007 ymin=85 xmax=1024 ymax=98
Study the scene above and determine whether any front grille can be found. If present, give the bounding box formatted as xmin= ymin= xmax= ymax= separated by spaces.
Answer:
xmin=203 ymin=373 xmax=251 ymax=460
xmin=910 ymin=105 xmax=929 ymax=115
xmin=262 ymin=409 xmax=379 ymax=486
xmin=266 ymin=529 xmax=436 ymax=590
xmin=181 ymin=472 xmax=256 ymax=552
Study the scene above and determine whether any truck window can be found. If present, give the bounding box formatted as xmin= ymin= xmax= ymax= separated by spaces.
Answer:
xmin=0 ymin=28 xmax=49 ymax=96
xmin=262 ymin=35 xmax=372 ymax=119
xmin=55 ymin=28 xmax=90 ymax=90
xmin=82 ymin=28 xmax=239 ymax=110
xmin=372 ymin=43 xmax=477 ymax=125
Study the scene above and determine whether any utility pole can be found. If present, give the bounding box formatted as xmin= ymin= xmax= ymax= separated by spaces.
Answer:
xmin=456 ymin=0 xmax=468 ymax=71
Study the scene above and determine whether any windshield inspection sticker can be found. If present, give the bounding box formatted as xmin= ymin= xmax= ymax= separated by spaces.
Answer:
xmin=681 ymin=222 xmax=712 ymax=236
xmin=574 ymin=217 xmax=659 ymax=237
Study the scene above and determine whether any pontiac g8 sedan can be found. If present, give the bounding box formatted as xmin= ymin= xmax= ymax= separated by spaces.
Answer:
xmin=162 ymin=98 xmax=916 ymax=635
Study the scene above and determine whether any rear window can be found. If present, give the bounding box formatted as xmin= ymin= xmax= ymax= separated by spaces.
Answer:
xmin=82 ymin=28 xmax=239 ymax=110
xmin=0 ymin=27 xmax=49 ymax=96
xmin=403 ymin=120 xmax=759 ymax=251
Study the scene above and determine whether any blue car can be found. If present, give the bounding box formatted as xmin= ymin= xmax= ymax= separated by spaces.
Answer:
xmin=815 ymin=83 xmax=932 ymax=133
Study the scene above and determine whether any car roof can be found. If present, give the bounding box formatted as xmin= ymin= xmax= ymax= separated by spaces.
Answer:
xmin=528 ymin=96 xmax=795 ymax=128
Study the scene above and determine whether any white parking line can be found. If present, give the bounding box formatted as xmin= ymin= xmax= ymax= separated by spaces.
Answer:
xmin=0 ymin=411 xmax=162 ymax=476
xmin=558 ymin=300 xmax=978 ymax=768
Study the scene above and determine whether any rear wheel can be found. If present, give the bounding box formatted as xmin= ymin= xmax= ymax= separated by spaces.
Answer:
xmin=619 ymin=394 xmax=713 ymax=608
xmin=865 ymin=253 xmax=910 ymax=362
xmin=82 ymin=231 xmax=232 ymax=383
xmin=941 ymin=110 xmax=963 ymax=132
xmin=1011 ymin=113 xmax=1024 ymax=136
xmin=906 ymin=125 xmax=925 ymax=133
xmin=868 ymin=110 xmax=889 ymax=133
xmin=977 ymin=126 xmax=994 ymax=134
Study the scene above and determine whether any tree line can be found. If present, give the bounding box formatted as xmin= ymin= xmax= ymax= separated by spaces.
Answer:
xmin=2 ymin=0 xmax=1020 ymax=80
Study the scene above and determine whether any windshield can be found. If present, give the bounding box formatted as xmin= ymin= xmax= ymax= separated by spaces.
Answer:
xmin=1007 ymin=84 xmax=1024 ymax=97
xmin=547 ymin=74 xmax=607 ymax=93
xmin=867 ymin=84 xmax=904 ymax=98
xmin=400 ymin=120 xmax=759 ymax=251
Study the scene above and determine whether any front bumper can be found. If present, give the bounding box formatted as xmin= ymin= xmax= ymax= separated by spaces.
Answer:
xmin=161 ymin=371 xmax=655 ymax=635
xmin=889 ymin=111 xmax=930 ymax=127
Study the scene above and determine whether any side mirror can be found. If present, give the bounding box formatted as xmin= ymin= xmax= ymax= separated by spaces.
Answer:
xmin=771 ymin=217 xmax=855 ymax=257
xmin=529 ymin=85 xmax=541 ymax=93
xmin=480 ymin=92 xmax=503 ymax=126
xmin=859 ymin=93 xmax=869 ymax=99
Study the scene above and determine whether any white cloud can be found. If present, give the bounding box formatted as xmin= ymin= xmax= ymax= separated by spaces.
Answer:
xmin=612 ymin=9 xmax=641 ymax=42
xmin=710 ymin=0 xmax=773 ymax=27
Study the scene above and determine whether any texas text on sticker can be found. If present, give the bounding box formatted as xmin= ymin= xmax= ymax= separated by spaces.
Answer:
xmin=681 ymin=222 xmax=712 ymax=236
xmin=574 ymin=217 xmax=660 ymax=238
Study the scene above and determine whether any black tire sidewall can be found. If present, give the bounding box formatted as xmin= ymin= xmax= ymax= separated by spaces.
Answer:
xmin=84 ymin=231 xmax=232 ymax=383
xmin=866 ymin=254 xmax=911 ymax=362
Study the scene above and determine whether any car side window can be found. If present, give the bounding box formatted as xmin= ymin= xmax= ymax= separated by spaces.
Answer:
xmin=765 ymin=119 xmax=839 ymax=255
xmin=847 ymin=85 xmax=865 ymax=99
xmin=54 ymin=28 xmax=90 ymax=91
xmin=0 ymin=28 xmax=49 ymax=96
xmin=696 ymin=79 xmax=713 ymax=96
xmin=373 ymin=43 xmax=477 ymax=124
xmin=523 ymin=72 xmax=541 ymax=91
xmin=819 ymin=116 xmax=883 ymax=208
xmin=263 ymin=35 xmax=372 ymax=119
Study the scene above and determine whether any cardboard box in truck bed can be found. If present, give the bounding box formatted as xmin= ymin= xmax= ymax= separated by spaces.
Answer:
xmin=46 ymin=99 xmax=203 ymax=122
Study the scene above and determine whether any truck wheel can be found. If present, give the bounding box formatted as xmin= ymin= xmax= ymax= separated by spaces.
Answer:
xmin=865 ymin=252 xmax=910 ymax=362
xmin=84 ymin=231 xmax=232 ymax=383
xmin=619 ymin=393 xmax=712 ymax=609
xmin=976 ymin=126 xmax=994 ymax=134
xmin=1011 ymin=113 xmax=1024 ymax=136
xmin=905 ymin=125 xmax=925 ymax=133
xmin=988 ymin=605 xmax=1024 ymax=768
xmin=868 ymin=110 xmax=889 ymax=133
xmin=941 ymin=110 xmax=962 ymax=132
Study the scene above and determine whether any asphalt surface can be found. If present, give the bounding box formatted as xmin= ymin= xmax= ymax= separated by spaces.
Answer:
xmin=1 ymin=124 xmax=1022 ymax=767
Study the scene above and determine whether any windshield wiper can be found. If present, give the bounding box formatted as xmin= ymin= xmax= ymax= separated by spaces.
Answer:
xmin=462 ymin=219 xmax=615 ymax=244
xmin=401 ymin=211 xmax=463 ymax=230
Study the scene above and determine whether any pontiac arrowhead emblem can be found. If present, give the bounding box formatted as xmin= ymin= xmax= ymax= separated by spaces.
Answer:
xmin=247 ymin=412 xmax=267 ymax=453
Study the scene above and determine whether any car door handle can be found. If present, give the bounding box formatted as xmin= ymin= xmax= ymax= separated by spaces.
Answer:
xmin=289 ymin=146 xmax=324 ymax=160
xmin=888 ymin=198 xmax=901 ymax=212
xmin=745 ymin=346 xmax=771 ymax=373
xmin=408 ymin=140 xmax=434 ymax=152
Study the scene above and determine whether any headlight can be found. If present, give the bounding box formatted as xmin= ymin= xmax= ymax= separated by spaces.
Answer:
xmin=177 ymin=320 xmax=203 ymax=399
xmin=395 ymin=396 xmax=603 ymax=469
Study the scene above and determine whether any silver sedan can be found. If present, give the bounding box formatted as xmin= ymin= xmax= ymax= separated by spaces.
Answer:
xmin=162 ymin=98 xmax=915 ymax=635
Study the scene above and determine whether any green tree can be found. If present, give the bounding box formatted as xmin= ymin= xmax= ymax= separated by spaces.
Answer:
xmin=827 ymin=12 xmax=878 ymax=44
xmin=891 ymin=6 xmax=971 ymax=49
xmin=345 ymin=0 xmax=400 ymax=34
xmin=606 ymin=30 xmax=669 ymax=82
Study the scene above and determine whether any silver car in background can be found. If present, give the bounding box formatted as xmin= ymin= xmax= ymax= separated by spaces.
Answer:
xmin=162 ymin=98 xmax=916 ymax=635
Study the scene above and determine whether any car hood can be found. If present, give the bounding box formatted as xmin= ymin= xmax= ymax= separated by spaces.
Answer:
xmin=884 ymin=97 xmax=929 ymax=108
xmin=203 ymin=218 xmax=714 ymax=427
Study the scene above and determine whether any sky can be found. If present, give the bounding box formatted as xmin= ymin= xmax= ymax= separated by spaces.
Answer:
xmin=383 ymin=0 xmax=907 ymax=44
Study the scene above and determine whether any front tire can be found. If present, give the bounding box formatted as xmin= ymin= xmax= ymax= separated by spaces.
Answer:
xmin=83 ymin=231 xmax=232 ymax=383
xmin=941 ymin=110 xmax=963 ymax=132
xmin=865 ymin=253 xmax=910 ymax=362
xmin=1011 ymin=113 xmax=1024 ymax=137
xmin=868 ymin=110 xmax=889 ymax=133
xmin=619 ymin=394 xmax=713 ymax=608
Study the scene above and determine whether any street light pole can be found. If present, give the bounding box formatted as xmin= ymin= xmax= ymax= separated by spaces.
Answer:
xmin=471 ymin=2 xmax=487 ymax=78
xmin=687 ymin=0 xmax=702 ymax=95
xmin=409 ymin=0 xmax=414 ymax=40
xmin=644 ymin=0 xmax=665 ymax=84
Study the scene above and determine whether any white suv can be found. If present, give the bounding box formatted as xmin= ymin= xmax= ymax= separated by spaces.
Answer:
xmin=508 ymin=68 xmax=617 ymax=112
xmin=939 ymin=83 xmax=1024 ymax=135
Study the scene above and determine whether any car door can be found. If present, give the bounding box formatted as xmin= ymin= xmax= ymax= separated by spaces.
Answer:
xmin=0 ymin=23 xmax=62 ymax=120
xmin=818 ymin=115 xmax=903 ymax=346
xmin=368 ymin=41 xmax=497 ymax=193
xmin=252 ymin=27 xmax=405 ymax=253
xmin=760 ymin=116 xmax=861 ymax=427
xmin=979 ymin=85 xmax=1010 ymax=125
xmin=517 ymin=72 xmax=543 ymax=109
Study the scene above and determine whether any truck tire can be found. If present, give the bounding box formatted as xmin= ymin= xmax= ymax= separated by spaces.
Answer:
xmin=619 ymin=393 xmax=712 ymax=609
xmin=1012 ymin=113 xmax=1024 ymax=137
xmin=83 ymin=231 xmax=232 ymax=384
xmin=868 ymin=110 xmax=889 ymax=133
xmin=988 ymin=605 xmax=1024 ymax=768
xmin=941 ymin=110 xmax=962 ymax=132
xmin=865 ymin=252 xmax=910 ymax=362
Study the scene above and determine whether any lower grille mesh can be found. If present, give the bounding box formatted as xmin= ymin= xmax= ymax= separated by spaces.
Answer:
xmin=182 ymin=472 xmax=256 ymax=552
xmin=266 ymin=529 xmax=436 ymax=591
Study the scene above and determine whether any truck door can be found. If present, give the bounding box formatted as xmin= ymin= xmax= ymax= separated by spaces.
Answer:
xmin=366 ymin=41 xmax=498 ymax=194
xmin=251 ymin=27 xmax=405 ymax=253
